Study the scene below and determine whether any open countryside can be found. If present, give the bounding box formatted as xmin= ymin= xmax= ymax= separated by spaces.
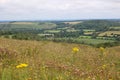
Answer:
xmin=0 ymin=0 xmax=120 ymax=79
xmin=0 ymin=20 xmax=120 ymax=80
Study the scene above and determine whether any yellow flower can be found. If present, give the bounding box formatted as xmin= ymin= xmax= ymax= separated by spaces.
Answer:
xmin=99 ymin=47 xmax=105 ymax=53
xmin=72 ymin=47 xmax=79 ymax=53
xmin=16 ymin=63 xmax=28 ymax=68
xmin=102 ymin=64 xmax=107 ymax=69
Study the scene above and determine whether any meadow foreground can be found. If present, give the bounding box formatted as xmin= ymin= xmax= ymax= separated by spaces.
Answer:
xmin=0 ymin=38 xmax=120 ymax=80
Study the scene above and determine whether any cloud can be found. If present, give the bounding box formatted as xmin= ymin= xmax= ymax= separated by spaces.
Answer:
xmin=0 ymin=0 xmax=120 ymax=20
xmin=0 ymin=0 xmax=10 ymax=4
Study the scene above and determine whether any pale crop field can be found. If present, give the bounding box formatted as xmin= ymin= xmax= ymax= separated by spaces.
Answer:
xmin=0 ymin=38 xmax=120 ymax=80
xmin=99 ymin=31 xmax=120 ymax=37
xmin=110 ymin=27 xmax=120 ymax=29
xmin=64 ymin=21 xmax=82 ymax=25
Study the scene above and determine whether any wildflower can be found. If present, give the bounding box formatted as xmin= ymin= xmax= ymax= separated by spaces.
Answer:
xmin=16 ymin=63 xmax=28 ymax=68
xmin=102 ymin=64 xmax=107 ymax=69
xmin=99 ymin=47 xmax=106 ymax=57
xmin=99 ymin=47 xmax=105 ymax=53
xmin=72 ymin=47 xmax=79 ymax=53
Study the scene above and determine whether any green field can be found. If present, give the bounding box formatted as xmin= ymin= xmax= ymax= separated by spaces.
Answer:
xmin=83 ymin=29 xmax=95 ymax=32
xmin=44 ymin=30 xmax=61 ymax=33
xmin=110 ymin=27 xmax=120 ymax=29
xmin=79 ymin=36 xmax=92 ymax=39
xmin=75 ymin=38 xmax=115 ymax=45
xmin=53 ymin=37 xmax=116 ymax=46
xmin=57 ymin=27 xmax=69 ymax=30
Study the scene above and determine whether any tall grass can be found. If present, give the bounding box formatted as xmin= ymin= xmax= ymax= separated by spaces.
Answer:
xmin=0 ymin=38 xmax=120 ymax=80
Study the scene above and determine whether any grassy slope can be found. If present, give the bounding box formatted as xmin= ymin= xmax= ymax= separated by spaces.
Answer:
xmin=0 ymin=22 xmax=57 ymax=30
xmin=0 ymin=38 xmax=120 ymax=80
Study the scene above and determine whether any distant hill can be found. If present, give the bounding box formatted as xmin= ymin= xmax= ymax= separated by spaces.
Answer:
xmin=72 ymin=20 xmax=120 ymax=31
xmin=0 ymin=22 xmax=57 ymax=31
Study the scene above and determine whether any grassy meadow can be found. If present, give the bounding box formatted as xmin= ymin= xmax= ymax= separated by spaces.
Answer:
xmin=0 ymin=38 xmax=120 ymax=80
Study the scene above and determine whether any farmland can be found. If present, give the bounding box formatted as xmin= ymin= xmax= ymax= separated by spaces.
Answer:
xmin=98 ymin=31 xmax=120 ymax=37
xmin=0 ymin=20 xmax=120 ymax=47
xmin=64 ymin=21 xmax=82 ymax=24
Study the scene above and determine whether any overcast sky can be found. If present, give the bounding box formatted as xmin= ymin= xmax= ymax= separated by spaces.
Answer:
xmin=0 ymin=0 xmax=120 ymax=20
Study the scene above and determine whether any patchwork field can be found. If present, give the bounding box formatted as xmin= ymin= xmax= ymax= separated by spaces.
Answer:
xmin=0 ymin=38 xmax=120 ymax=80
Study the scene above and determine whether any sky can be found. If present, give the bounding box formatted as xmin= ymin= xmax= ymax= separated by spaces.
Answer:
xmin=0 ymin=0 xmax=120 ymax=20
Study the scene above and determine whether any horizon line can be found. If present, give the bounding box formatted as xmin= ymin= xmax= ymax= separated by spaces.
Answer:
xmin=0 ymin=18 xmax=120 ymax=22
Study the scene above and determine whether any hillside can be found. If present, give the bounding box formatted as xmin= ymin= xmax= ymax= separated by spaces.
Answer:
xmin=0 ymin=38 xmax=120 ymax=80
xmin=72 ymin=20 xmax=120 ymax=31
xmin=0 ymin=22 xmax=57 ymax=30
xmin=0 ymin=20 xmax=120 ymax=47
